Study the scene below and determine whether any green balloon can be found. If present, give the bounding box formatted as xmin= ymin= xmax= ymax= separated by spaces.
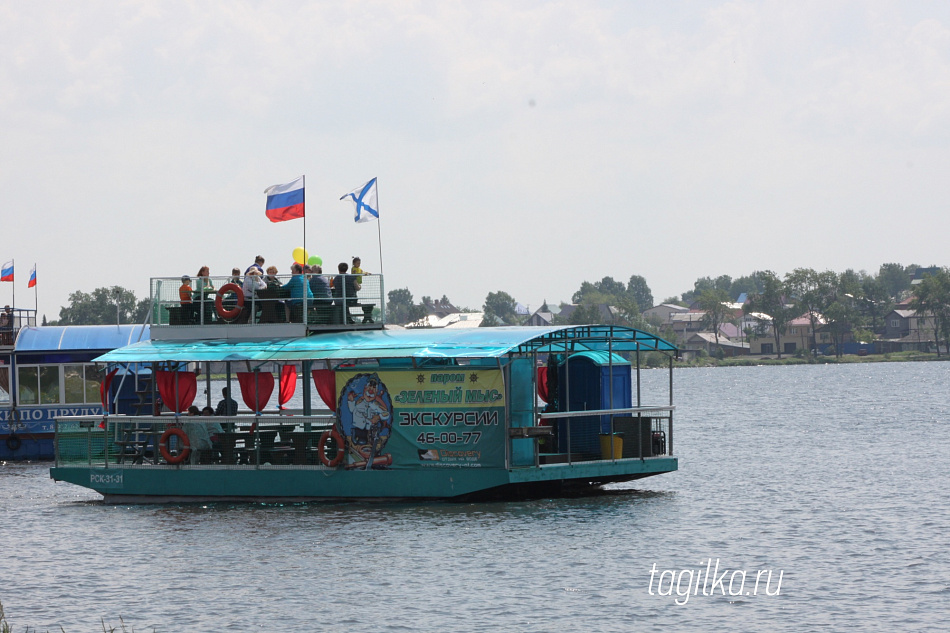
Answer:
xmin=308 ymin=255 xmax=322 ymax=266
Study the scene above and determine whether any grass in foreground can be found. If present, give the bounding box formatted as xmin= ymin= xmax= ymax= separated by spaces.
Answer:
xmin=0 ymin=601 xmax=152 ymax=633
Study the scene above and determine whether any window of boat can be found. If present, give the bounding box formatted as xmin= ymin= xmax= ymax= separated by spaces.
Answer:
xmin=18 ymin=366 xmax=38 ymax=405
xmin=39 ymin=366 xmax=59 ymax=404
xmin=0 ymin=361 xmax=10 ymax=404
xmin=64 ymin=364 xmax=101 ymax=404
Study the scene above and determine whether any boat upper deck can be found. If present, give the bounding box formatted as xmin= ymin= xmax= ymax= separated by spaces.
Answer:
xmin=149 ymin=273 xmax=385 ymax=340
xmin=0 ymin=307 xmax=36 ymax=349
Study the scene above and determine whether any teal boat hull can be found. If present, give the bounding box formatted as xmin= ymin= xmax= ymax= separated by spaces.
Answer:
xmin=50 ymin=457 xmax=677 ymax=502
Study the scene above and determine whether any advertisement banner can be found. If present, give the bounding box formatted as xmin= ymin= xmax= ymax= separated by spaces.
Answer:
xmin=335 ymin=368 xmax=506 ymax=470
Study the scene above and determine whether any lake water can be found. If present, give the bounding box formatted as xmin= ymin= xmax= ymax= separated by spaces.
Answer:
xmin=1 ymin=361 xmax=949 ymax=631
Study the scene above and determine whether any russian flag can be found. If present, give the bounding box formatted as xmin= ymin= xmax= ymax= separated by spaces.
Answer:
xmin=0 ymin=260 xmax=12 ymax=282
xmin=264 ymin=176 xmax=305 ymax=222
xmin=28 ymin=265 xmax=36 ymax=288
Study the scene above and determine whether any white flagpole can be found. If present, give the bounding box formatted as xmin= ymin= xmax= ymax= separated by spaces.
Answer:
xmin=375 ymin=179 xmax=384 ymax=276
xmin=302 ymin=175 xmax=306 ymax=270
xmin=11 ymin=258 xmax=15 ymax=315
xmin=33 ymin=265 xmax=37 ymax=321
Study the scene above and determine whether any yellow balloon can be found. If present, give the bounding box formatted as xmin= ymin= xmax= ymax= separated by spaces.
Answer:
xmin=292 ymin=247 xmax=309 ymax=264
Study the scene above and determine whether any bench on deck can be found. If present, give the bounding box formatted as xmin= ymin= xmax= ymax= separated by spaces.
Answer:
xmin=166 ymin=305 xmax=196 ymax=326
xmin=307 ymin=302 xmax=374 ymax=325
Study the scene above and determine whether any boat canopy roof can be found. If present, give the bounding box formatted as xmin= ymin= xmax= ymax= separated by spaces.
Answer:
xmin=16 ymin=325 xmax=149 ymax=352
xmin=94 ymin=325 xmax=675 ymax=364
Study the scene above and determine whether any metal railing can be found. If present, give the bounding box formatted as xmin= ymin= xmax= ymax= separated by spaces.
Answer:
xmin=55 ymin=415 xmax=337 ymax=469
xmin=533 ymin=405 xmax=674 ymax=466
xmin=149 ymin=273 xmax=385 ymax=327
xmin=0 ymin=307 xmax=36 ymax=346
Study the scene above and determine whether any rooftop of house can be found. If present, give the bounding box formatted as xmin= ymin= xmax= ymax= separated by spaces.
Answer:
xmin=406 ymin=312 xmax=485 ymax=328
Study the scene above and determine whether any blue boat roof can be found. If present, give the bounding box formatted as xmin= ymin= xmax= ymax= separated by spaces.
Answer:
xmin=16 ymin=325 xmax=150 ymax=352
xmin=94 ymin=325 xmax=676 ymax=364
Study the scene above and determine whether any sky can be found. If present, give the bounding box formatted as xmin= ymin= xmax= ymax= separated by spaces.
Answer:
xmin=2 ymin=1 xmax=949 ymax=321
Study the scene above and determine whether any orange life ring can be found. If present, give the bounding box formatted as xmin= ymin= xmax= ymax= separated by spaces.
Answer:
xmin=317 ymin=429 xmax=345 ymax=467
xmin=215 ymin=283 xmax=245 ymax=321
xmin=159 ymin=427 xmax=191 ymax=464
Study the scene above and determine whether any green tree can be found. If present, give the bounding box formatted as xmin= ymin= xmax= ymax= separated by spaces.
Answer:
xmin=823 ymin=299 xmax=859 ymax=359
xmin=481 ymin=291 xmax=519 ymax=326
xmin=785 ymin=268 xmax=837 ymax=354
xmin=697 ymin=288 xmax=731 ymax=348
xmin=744 ymin=270 xmax=792 ymax=358
xmin=567 ymin=303 xmax=602 ymax=325
xmin=878 ymin=263 xmax=912 ymax=301
xmin=838 ymin=269 xmax=863 ymax=298
xmin=387 ymin=288 xmax=427 ymax=325
xmin=909 ymin=269 xmax=950 ymax=356
xmin=572 ymin=276 xmax=626 ymax=304
xmin=859 ymin=275 xmax=891 ymax=333
xmin=626 ymin=275 xmax=653 ymax=313
xmin=54 ymin=286 xmax=149 ymax=325
xmin=729 ymin=273 xmax=765 ymax=298
xmin=683 ymin=275 xmax=732 ymax=303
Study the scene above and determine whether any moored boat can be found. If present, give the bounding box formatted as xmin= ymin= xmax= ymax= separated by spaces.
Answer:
xmin=50 ymin=273 xmax=679 ymax=500
xmin=1 ymin=317 xmax=149 ymax=461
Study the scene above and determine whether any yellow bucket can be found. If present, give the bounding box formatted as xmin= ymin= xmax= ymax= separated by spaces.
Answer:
xmin=599 ymin=434 xmax=623 ymax=460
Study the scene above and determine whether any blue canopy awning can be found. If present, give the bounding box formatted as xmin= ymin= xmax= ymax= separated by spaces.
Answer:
xmin=16 ymin=325 xmax=150 ymax=352
xmin=93 ymin=325 xmax=676 ymax=364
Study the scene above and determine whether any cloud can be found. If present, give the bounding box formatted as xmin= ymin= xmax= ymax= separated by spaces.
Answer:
xmin=1 ymin=1 xmax=949 ymax=319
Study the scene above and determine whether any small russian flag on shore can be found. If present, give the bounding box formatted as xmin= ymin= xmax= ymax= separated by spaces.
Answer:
xmin=28 ymin=265 xmax=36 ymax=288
xmin=1 ymin=261 xmax=12 ymax=282
xmin=264 ymin=176 xmax=305 ymax=223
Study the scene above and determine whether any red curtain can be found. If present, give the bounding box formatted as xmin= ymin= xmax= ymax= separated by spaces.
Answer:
xmin=279 ymin=365 xmax=297 ymax=409
xmin=100 ymin=368 xmax=119 ymax=411
xmin=155 ymin=370 xmax=197 ymax=414
xmin=237 ymin=371 xmax=275 ymax=413
xmin=536 ymin=366 xmax=549 ymax=403
xmin=311 ymin=369 xmax=336 ymax=412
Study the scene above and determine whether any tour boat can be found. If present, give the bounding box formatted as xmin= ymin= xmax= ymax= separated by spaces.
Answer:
xmin=49 ymin=273 xmax=679 ymax=500
xmin=1 ymin=318 xmax=149 ymax=461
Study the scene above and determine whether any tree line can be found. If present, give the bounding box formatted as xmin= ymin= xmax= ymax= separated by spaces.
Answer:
xmin=386 ymin=263 xmax=937 ymax=358
xmin=50 ymin=287 xmax=151 ymax=326
xmin=49 ymin=264 xmax=935 ymax=355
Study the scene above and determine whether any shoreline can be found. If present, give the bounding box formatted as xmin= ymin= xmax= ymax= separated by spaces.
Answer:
xmin=675 ymin=350 xmax=949 ymax=368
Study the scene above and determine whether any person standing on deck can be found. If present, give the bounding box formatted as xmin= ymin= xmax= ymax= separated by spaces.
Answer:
xmin=308 ymin=265 xmax=331 ymax=299
xmin=178 ymin=276 xmax=193 ymax=304
xmin=332 ymin=262 xmax=361 ymax=324
xmin=245 ymin=255 xmax=265 ymax=277
xmin=351 ymin=257 xmax=369 ymax=285
xmin=216 ymin=387 xmax=238 ymax=417
xmin=281 ymin=262 xmax=313 ymax=321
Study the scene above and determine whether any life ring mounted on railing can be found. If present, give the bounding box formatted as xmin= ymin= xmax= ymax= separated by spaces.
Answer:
xmin=5 ymin=434 xmax=21 ymax=452
xmin=159 ymin=427 xmax=190 ymax=465
xmin=215 ymin=283 xmax=245 ymax=321
xmin=317 ymin=429 xmax=345 ymax=467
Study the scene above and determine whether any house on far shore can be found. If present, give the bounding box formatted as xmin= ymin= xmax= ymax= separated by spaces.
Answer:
xmin=528 ymin=303 xmax=622 ymax=326
xmin=421 ymin=297 xmax=460 ymax=320
xmin=879 ymin=309 xmax=936 ymax=352
xmin=668 ymin=311 xmax=705 ymax=340
xmin=746 ymin=313 xmax=828 ymax=355
xmin=525 ymin=301 xmax=559 ymax=326
xmin=679 ymin=332 xmax=749 ymax=360
xmin=407 ymin=312 xmax=484 ymax=329
xmin=642 ymin=303 xmax=689 ymax=325
xmin=910 ymin=267 xmax=940 ymax=286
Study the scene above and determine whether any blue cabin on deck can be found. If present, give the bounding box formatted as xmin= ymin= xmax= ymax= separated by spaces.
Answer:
xmin=556 ymin=351 xmax=632 ymax=456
